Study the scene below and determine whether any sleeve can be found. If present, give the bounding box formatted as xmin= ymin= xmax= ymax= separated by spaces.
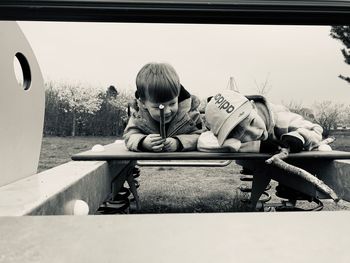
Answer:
xmin=239 ymin=141 xmax=261 ymax=153
xmin=197 ymin=131 xmax=241 ymax=152
xmin=296 ymin=127 xmax=323 ymax=150
xmin=197 ymin=131 xmax=262 ymax=153
xmin=174 ymin=110 xmax=206 ymax=151
xmin=175 ymin=134 xmax=200 ymax=151
xmin=122 ymin=117 xmax=147 ymax=152
xmin=273 ymin=106 xmax=323 ymax=151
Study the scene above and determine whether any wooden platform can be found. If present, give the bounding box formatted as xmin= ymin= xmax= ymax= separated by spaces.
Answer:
xmin=71 ymin=141 xmax=350 ymax=161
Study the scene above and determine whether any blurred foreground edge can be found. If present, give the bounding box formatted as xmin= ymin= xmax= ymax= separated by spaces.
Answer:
xmin=0 ymin=0 xmax=349 ymax=25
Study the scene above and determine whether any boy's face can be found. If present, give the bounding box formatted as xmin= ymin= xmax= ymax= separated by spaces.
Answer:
xmin=229 ymin=107 xmax=268 ymax=142
xmin=142 ymin=97 xmax=179 ymax=124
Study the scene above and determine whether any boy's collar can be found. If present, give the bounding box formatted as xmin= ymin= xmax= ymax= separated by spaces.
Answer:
xmin=178 ymin=85 xmax=191 ymax=103
xmin=250 ymin=98 xmax=275 ymax=136
xmin=245 ymin=94 xmax=267 ymax=104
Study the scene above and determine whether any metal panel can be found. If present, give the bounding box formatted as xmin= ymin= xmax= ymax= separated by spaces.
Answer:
xmin=0 ymin=21 xmax=45 ymax=187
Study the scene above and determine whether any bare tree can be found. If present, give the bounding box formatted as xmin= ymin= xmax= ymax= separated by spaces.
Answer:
xmin=284 ymin=100 xmax=315 ymax=122
xmin=313 ymin=101 xmax=345 ymax=136
xmin=254 ymin=73 xmax=271 ymax=96
xmin=340 ymin=105 xmax=350 ymax=128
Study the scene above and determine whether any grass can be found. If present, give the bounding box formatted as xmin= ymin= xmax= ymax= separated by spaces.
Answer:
xmin=135 ymin=163 xmax=251 ymax=213
xmin=38 ymin=135 xmax=350 ymax=213
xmin=330 ymin=132 xmax=350 ymax=152
xmin=38 ymin=136 xmax=117 ymax=172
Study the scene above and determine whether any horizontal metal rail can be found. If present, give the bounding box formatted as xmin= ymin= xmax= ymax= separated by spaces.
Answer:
xmin=0 ymin=1 xmax=350 ymax=24
xmin=137 ymin=160 xmax=232 ymax=167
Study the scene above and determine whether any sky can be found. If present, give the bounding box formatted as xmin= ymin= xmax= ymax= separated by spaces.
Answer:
xmin=17 ymin=21 xmax=350 ymax=107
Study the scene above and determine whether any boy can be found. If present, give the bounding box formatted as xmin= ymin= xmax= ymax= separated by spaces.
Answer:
xmin=198 ymin=90 xmax=323 ymax=153
xmin=123 ymin=62 xmax=204 ymax=152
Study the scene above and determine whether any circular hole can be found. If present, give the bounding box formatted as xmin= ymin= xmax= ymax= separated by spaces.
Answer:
xmin=13 ymin=52 xmax=31 ymax=90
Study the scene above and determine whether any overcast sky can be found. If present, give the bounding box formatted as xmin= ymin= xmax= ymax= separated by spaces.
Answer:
xmin=18 ymin=21 xmax=350 ymax=107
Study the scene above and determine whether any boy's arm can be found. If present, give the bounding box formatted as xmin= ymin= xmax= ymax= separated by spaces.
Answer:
xmin=123 ymin=118 xmax=147 ymax=152
xmin=274 ymin=109 xmax=323 ymax=151
xmin=173 ymin=110 xmax=206 ymax=151
xmin=174 ymin=134 xmax=200 ymax=151
xmin=197 ymin=130 xmax=254 ymax=152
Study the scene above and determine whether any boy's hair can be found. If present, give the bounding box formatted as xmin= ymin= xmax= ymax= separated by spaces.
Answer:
xmin=136 ymin=62 xmax=181 ymax=103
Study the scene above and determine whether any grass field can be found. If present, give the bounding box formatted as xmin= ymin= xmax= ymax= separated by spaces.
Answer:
xmin=38 ymin=136 xmax=117 ymax=173
xmin=329 ymin=131 xmax=350 ymax=152
xmin=38 ymin=135 xmax=350 ymax=213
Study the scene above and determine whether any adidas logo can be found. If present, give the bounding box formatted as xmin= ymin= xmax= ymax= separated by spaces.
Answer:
xmin=213 ymin=93 xmax=235 ymax=113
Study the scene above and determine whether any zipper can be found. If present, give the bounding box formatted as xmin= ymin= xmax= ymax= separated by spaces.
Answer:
xmin=167 ymin=119 xmax=191 ymax=137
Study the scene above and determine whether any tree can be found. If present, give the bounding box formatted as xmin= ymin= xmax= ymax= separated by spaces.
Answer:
xmin=107 ymin=89 xmax=134 ymax=133
xmin=106 ymin=85 xmax=119 ymax=98
xmin=330 ymin=26 xmax=350 ymax=84
xmin=313 ymin=101 xmax=344 ymax=137
xmin=57 ymin=83 xmax=104 ymax=136
xmin=341 ymin=104 xmax=350 ymax=128
xmin=284 ymin=100 xmax=315 ymax=122
xmin=254 ymin=74 xmax=271 ymax=96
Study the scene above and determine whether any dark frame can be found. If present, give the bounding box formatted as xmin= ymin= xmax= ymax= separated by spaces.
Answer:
xmin=0 ymin=0 xmax=350 ymax=25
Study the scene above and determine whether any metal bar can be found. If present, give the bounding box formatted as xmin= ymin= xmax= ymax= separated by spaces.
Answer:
xmin=0 ymin=1 xmax=350 ymax=24
xmin=159 ymin=104 xmax=166 ymax=139
xmin=136 ymin=160 xmax=232 ymax=167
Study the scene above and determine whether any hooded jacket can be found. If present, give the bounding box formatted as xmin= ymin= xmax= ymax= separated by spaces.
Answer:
xmin=123 ymin=86 xmax=204 ymax=151
xmin=198 ymin=95 xmax=323 ymax=152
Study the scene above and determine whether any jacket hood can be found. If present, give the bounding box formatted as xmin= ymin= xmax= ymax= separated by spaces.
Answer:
xmin=245 ymin=94 xmax=276 ymax=136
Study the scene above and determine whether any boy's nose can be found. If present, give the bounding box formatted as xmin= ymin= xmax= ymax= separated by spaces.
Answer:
xmin=164 ymin=107 xmax=172 ymax=114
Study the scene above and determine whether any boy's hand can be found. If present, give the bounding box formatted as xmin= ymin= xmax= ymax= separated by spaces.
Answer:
xmin=260 ymin=138 xmax=287 ymax=153
xmin=163 ymin=138 xmax=180 ymax=152
xmin=142 ymin=134 xmax=165 ymax=152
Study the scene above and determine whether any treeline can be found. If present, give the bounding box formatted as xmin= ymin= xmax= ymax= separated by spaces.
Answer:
xmin=43 ymin=81 xmax=350 ymax=138
xmin=43 ymin=82 xmax=133 ymax=137
xmin=286 ymin=100 xmax=350 ymax=137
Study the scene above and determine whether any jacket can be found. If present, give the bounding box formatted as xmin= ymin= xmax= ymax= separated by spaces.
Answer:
xmin=123 ymin=86 xmax=204 ymax=151
xmin=198 ymin=95 xmax=323 ymax=152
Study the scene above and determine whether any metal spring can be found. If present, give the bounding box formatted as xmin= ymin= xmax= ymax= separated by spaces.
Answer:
xmin=239 ymin=169 xmax=271 ymax=204
xmin=262 ymin=198 xmax=324 ymax=212
xmin=96 ymin=166 xmax=141 ymax=214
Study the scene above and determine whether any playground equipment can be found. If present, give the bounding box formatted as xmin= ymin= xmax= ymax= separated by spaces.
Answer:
xmin=2 ymin=21 xmax=350 ymax=216
xmin=1 ymin=1 xmax=350 ymax=262
xmin=0 ymin=21 xmax=45 ymax=188
xmin=72 ymin=142 xmax=350 ymax=211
